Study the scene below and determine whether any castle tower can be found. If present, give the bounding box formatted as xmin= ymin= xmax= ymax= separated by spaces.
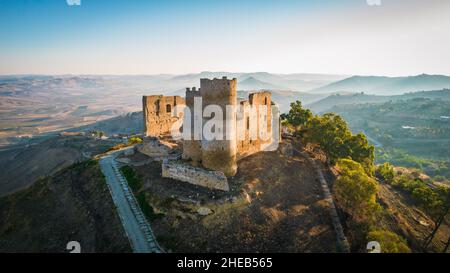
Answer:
xmin=182 ymin=87 xmax=202 ymax=163
xmin=199 ymin=77 xmax=238 ymax=176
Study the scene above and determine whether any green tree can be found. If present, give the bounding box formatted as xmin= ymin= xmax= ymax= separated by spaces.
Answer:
xmin=304 ymin=113 xmax=351 ymax=161
xmin=303 ymin=113 xmax=374 ymax=174
xmin=334 ymin=159 xmax=381 ymax=223
xmin=284 ymin=100 xmax=312 ymax=128
xmin=422 ymin=187 xmax=450 ymax=249
xmin=389 ymin=171 xmax=450 ymax=250
xmin=347 ymin=133 xmax=375 ymax=175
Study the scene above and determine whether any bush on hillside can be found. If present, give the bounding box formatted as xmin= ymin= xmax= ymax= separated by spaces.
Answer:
xmin=334 ymin=159 xmax=381 ymax=223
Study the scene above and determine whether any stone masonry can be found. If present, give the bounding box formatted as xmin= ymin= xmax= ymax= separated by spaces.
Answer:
xmin=143 ymin=95 xmax=185 ymax=137
xmin=182 ymin=77 xmax=280 ymax=176
xmin=162 ymin=160 xmax=229 ymax=191
xmin=141 ymin=77 xmax=280 ymax=191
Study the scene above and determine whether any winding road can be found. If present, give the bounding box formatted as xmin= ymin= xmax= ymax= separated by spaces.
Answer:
xmin=99 ymin=148 xmax=162 ymax=253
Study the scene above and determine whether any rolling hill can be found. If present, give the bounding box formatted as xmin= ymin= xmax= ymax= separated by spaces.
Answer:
xmin=166 ymin=71 xmax=347 ymax=92
xmin=324 ymin=97 xmax=450 ymax=179
xmin=307 ymin=89 xmax=450 ymax=113
xmin=238 ymin=90 xmax=329 ymax=113
xmin=311 ymin=74 xmax=450 ymax=95
xmin=238 ymin=76 xmax=285 ymax=90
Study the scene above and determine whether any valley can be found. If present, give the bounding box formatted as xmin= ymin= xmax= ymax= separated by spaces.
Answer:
xmin=0 ymin=72 xmax=449 ymax=253
xmin=309 ymin=93 xmax=450 ymax=180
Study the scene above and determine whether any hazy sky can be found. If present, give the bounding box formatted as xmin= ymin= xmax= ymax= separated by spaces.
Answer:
xmin=0 ymin=0 xmax=449 ymax=76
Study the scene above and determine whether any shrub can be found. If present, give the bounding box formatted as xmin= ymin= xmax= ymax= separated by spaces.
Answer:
xmin=334 ymin=159 xmax=381 ymax=223
xmin=391 ymin=172 xmax=449 ymax=220
xmin=120 ymin=166 xmax=143 ymax=193
xmin=128 ymin=137 xmax=143 ymax=145
xmin=376 ymin=162 xmax=395 ymax=184
xmin=137 ymin=193 xmax=164 ymax=222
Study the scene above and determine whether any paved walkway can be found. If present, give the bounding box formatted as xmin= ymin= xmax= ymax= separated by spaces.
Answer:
xmin=99 ymin=148 xmax=162 ymax=253
xmin=295 ymin=148 xmax=351 ymax=253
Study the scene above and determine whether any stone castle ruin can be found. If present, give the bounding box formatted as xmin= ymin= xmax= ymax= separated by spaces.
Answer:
xmin=140 ymin=77 xmax=280 ymax=191
xmin=142 ymin=95 xmax=185 ymax=137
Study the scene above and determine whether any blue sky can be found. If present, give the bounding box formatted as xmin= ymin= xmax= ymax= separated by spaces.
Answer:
xmin=1 ymin=0 xmax=449 ymax=75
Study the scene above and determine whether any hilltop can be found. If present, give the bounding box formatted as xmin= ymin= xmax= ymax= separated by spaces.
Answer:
xmin=125 ymin=139 xmax=340 ymax=252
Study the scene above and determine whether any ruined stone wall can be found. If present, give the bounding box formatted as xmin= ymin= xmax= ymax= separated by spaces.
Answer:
xmin=162 ymin=161 xmax=229 ymax=191
xmin=143 ymin=95 xmax=185 ymax=137
xmin=236 ymin=91 xmax=272 ymax=160
xmin=179 ymin=79 xmax=279 ymax=177
xmin=182 ymin=88 xmax=202 ymax=163
xmin=141 ymin=78 xmax=281 ymax=179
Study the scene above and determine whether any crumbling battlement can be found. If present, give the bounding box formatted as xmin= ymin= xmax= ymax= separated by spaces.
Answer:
xmin=236 ymin=91 xmax=273 ymax=160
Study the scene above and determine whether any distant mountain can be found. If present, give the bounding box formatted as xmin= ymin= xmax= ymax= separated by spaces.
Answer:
xmin=74 ymin=112 xmax=144 ymax=135
xmin=1 ymin=72 xmax=348 ymax=96
xmin=170 ymin=71 xmax=241 ymax=83
xmin=238 ymin=76 xmax=285 ymax=91
xmin=307 ymin=89 xmax=450 ymax=113
xmin=311 ymin=74 xmax=450 ymax=95
xmin=307 ymin=93 xmax=388 ymax=113
xmin=167 ymin=71 xmax=347 ymax=92
xmin=238 ymin=90 xmax=329 ymax=113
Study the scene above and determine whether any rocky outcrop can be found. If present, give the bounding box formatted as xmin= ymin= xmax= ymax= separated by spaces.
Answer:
xmin=197 ymin=207 xmax=213 ymax=216
xmin=138 ymin=137 xmax=179 ymax=159
xmin=279 ymin=142 xmax=293 ymax=157
xmin=161 ymin=161 xmax=229 ymax=191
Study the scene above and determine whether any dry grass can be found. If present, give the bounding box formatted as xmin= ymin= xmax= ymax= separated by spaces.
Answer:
xmin=133 ymin=140 xmax=338 ymax=253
